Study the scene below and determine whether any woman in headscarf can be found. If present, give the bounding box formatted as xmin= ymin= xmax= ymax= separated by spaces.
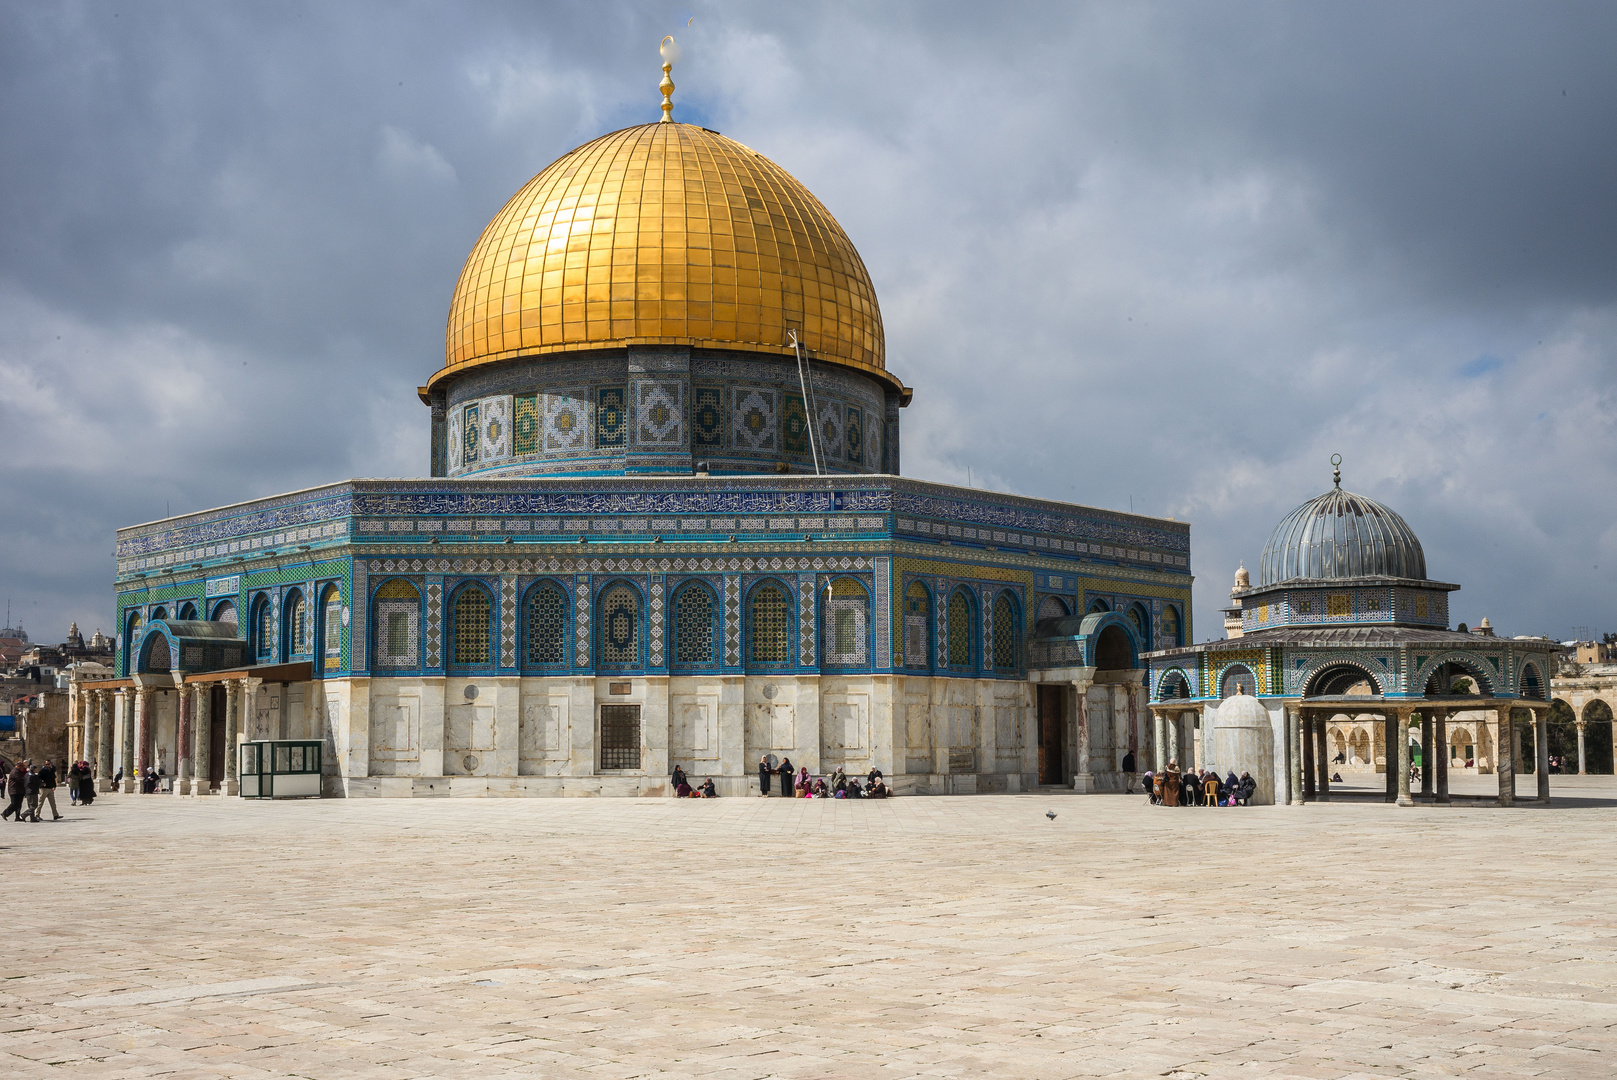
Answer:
xmin=758 ymin=755 xmax=772 ymax=797
xmin=66 ymin=761 xmax=82 ymax=805
xmin=78 ymin=763 xmax=96 ymax=805
xmin=1162 ymin=760 xmax=1180 ymax=807
xmin=1225 ymin=771 xmax=1240 ymax=805
xmin=795 ymin=766 xmax=810 ymax=797
xmin=776 ymin=756 xmax=794 ymax=797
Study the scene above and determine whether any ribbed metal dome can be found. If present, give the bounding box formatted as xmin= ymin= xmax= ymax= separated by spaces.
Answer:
xmin=1257 ymin=482 xmax=1426 ymax=586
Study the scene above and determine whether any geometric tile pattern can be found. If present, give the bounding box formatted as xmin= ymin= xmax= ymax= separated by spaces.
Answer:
xmin=513 ymin=394 xmax=539 ymax=456
xmin=822 ymin=577 xmax=868 ymax=667
xmin=499 ymin=576 xmax=517 ymax=667
xmin=782 ymin=394 xmax=809 ymax=456
xmin=448 ymin=408 xmax=464 ymax=471
xmin=845 ymin=407 xmax=863 ymax=465
xmin=461 ymin=404 xmax=480 ymax=469
xmin=635 ymin=381 xmax=683 ymax=447
xmin=732 ymin=388 xmax=776 ymax=451
xmin=649 ymin=579 xmax=665 ymax=666
xmin=479 ymin=396 xmax=512 ymax=461
xmin=873 ymin=557 xmax=891 ymax=669
xmin=724 ymin=576 xmax=741 ymax=666
xmin=903 ymin=580 xmax=930 ymax=669
xmin=798 ymin=577 xmax=816 ymax=667
xmin=596 ymin=387 xmax=626 ymax=449
xmin=815 ymin=401 xmax=844 ymax=461
xmin=691 ymin=385 xmax=724 ymax=449
xmin=574 ymin=581 xmax=591 ymax=667
xmin=545 ymin=391 xmax=589 ymax=452
xmin=425 ymin=581 xmax=443 ymax=668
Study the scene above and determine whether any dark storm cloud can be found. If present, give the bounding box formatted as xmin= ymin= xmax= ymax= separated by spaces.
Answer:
xmin=0 ymin=1 xmax=1612 ymax=644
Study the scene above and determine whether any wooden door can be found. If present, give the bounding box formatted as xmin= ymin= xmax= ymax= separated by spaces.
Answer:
xmin=208 ymin=686 xmax=227 ymax=788
xmin=1037 ymin=685 xmax=1064 ymax=785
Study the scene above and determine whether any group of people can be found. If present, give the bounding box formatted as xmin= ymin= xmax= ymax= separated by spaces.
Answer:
xmin=1143 ymin=761 xmax=1257 ymax=807
xmin=671 ymin=766 xmax=719 ymax=798
xmin=757 ymin=756 xmax=890 ymax=799
xmin=3 ymin=758 xmax=65 ymax=822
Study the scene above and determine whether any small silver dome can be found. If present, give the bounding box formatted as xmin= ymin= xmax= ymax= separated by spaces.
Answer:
xmin=1257 ymin=478 xmax=1426 ymax=586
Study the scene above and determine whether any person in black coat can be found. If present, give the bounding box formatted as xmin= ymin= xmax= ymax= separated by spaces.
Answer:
xmin=1121 ymin=751 xmax=1137 ymax=794
xmin=776 ymin=756 xmax=794 ymax=797
xmin=758 ymin=755 xmax=772 ymax=797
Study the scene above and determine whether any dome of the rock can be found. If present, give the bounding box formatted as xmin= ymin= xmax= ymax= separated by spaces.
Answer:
xmin=431 ymin=121 xmax=892 ymax=398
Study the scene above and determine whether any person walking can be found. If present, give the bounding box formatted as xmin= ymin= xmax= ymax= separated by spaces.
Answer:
xmin=758 ymin=754 xmax=772 ymax=797
xmin=1121 ymin=751 xmax=1137 ymax=794
xmin=36 ymin=760 xmax=61 ymax=820
xmin=2 ymin=761 xmax=26 ymax=822
xmin=78 ymin=762 xmax=96 ymax=806
xmin=23 ymin=763 xmax=43 ymax=822
xmin=776 ymin=756 xmax=794 ymax=797
xmin=67 ymin=761 xmax=81 ymax=805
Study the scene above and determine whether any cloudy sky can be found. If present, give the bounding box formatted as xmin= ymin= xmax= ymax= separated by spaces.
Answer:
xmin=2 ymin=1 xmax=1614 ymax=646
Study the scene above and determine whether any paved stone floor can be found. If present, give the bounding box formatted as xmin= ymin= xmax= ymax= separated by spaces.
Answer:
xmin=5 ymin=778 xmax=1617 ymax=1079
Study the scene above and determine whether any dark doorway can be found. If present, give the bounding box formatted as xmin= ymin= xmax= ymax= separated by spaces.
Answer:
xmin=1037 ymin=685 xmax=1064 ymax=785
xmin=208 ymin=685 xmax=227 ymax=789
xmin=1586 ymin=700 xmax=1614 ymax=774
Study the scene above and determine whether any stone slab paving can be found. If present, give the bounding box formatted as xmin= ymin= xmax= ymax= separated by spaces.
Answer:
xmin=3 ymin=778 xmax=1617 ymax=1079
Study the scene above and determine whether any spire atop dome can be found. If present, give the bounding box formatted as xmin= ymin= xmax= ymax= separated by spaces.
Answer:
xmin=659 ymin=36 xmax=681 ymax=122
xmin=1331 ymin=452 xmax=1342 ymax=489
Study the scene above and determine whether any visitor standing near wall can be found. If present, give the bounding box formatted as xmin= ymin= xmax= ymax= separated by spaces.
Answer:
xmin=758 ymin=755 xmax=772 ymax=797
xmin=1121 ymin=751 xmax=1137 ymax=794
xmin=776 ymin=757 xmax=794 ymax=797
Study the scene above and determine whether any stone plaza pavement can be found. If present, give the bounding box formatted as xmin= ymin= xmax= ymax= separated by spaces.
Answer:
xmin=4 ymin=779 xmax=1617 ymax=1079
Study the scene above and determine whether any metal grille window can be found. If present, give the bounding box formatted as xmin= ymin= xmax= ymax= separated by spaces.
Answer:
xmin=600 ymin=704 xmax=641 ymax=769
xmin=254 ymin=600 xmax=273 ymax=659
xmin=212 ymin=600 xmax=236 ymax=627
xmin=322 ymin=587 xmax=342 ymax=658
xmin=674 ymin=585 xmax=714 ymax=664
xmin=1221 ymin=665 xmax=1256 ymax=698
xmin=600 ymin=585 xmax=639 ymax=666
xmin=1127 ymin=605 xmax=1148 ymax=650
xmin=903 ymin=581 xmax=930 ymax=669
xmin=286 ymin=591 xmax=307 ymax=655
xmin=822 ymin=577 xmax=869 ymax=667
xmin=992 ymin=592 xmax=1017 ymax=671
xmin=453 ymin=587 xmax=492 ymax=665
xmin=749 ymin=584 xmax=790 ymax=664
xmin=525 ymin=582 xmax=567 ymax=665
xmin=1161 ymin=605 xmax=1180 ymax=647
xmin=947 ymin=590 xmax=972 ymax=668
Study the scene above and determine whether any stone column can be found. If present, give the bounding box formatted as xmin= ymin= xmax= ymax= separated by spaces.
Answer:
xmin=134 ymin=686 xmax=152 ymax=783
xmin=191 ymin=684 xmax=210 ymax=795
xmin=1152 ymin=710 xmax=1167 ymax=773
xmin=118 ymin=688 xmax=136 ymax=792
xmin=1434 ymin=708 xmax=1450 ymax=804
xmin=1396 ymin=706 xmax=1415 ymax=807
xmin=221 ymin=680 xmax=242 ymax=796
xmin=1071 ymin=682 xmax=1092 ymax=792
xmin=1536 ymin=708 xmax=1551 ymax=804
xmin=97 ymin=691 xmax=114 ymax=790
xmin=83 ymin=689 xmax=99 ymax=775
xmin=1576 ymin=721 xmax=1587 ymax=775
xmin=1302 ymin=712 xmax=1316 ymax=798
xmin=1314 ymin=716 xmax=1329 ymax=801
xmin=1496 ymin=704 xmax=1515 ymax=807
xmin=1420 ymin=711 xmax=1434 ymax=798
xmin=1287 ymin=705 xmax=1303 ymax=806
xmin=1165 ymin=709 xmax=1180 ymax=768
xmin=176 ymin=680 xmax=193 ymax=791
xmin=1384 ymin=714 xmax=1398 ymax=803
xmin=1512 ymin=716 xmax=1525 ymax=781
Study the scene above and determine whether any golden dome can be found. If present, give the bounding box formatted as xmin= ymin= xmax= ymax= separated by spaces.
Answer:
xmin=430 ymin=122 xmax=899 ymax=397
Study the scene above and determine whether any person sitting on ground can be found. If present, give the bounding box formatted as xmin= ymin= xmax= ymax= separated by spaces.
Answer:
xmin=845 ymin=778 xmax=864 ymax=799
xmin=699 ymin=777 xmax=717 ymax=798
xmin=812 ymin=777 xmax=828 ymax=798
xmin=867 ymin=767 xmax=883 ymax=785
xmin=796 ymin=766 xmax=811 ymax=797
xmin=1330 ymin=771 xmax=1343 ymax=783
xmin=675 ymin=778 xmax=694 ymax=797
xmin=831 ymin=766 xmax=847 ymax=790
xmin=1224 ymin=771 xmax=1240 ymax=802
xmin=1238 ymin=771 xmax=1256 ymax=805
xmin=866 ymin=776 xmax=888 ymax=798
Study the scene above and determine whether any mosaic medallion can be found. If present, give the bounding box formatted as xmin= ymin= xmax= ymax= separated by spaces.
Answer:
xmin=782 ymin=394 xmax=808 ymax=455
xmin=732 ymin=388 xmax=777 ymax=451
xmin=513 ymin=393 xmax=539 ymax=456
xmin=596 ymin=386 xmax=627 ymax=448
xmin=692 ymin=385 xmax=724 ymax=448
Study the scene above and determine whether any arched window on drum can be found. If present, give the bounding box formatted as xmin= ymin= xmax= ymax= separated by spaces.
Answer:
xmin=211 ymin=599 xmax=237 ymax=627
xmin=946 ymin=588 xmax=977 ymax=672
xmin=991 ymin=591 xmax=1020 ymax=672
xmin=671 ymin=581 xmax=717 ymax=669
xmin=524 ymin=581 xmax=569 ymax=668
xmin=372 ymin=580 xmax=421 ymax=670
xmin=597 ymin=584 xmax=642 ymax=669
xmin=903 ymin=581 xmax=932 ymax=670
xmin=450 ymin=584 xmax=493 ymax=667
xmin=822 ymin=577 xmax=870 ymax=669
xmin=1126 ymin=602 xmax=1150 ymax=652
xmin=250 ymin=596 xmax=274 ymax=661
xmin=747 ymin=581 xmax=792 ymax=668
xmin=284 ymin=589 xmax=307 ymax=657
xmin=1160 ymin=605 xmax=1182 ymax=648
xmin=320 ymin=585 xmax=343 ymax=669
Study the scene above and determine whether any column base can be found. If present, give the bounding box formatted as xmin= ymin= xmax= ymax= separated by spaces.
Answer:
xmin=97 ymin=778 xmax=114 ymax=792
xmin=1071 ymin=773 xmax=1097 ymax=793
xmin=120 ymin=779 xmax=137 ymax=793
xmin=219 ymin=779 xmax=239 ymax=797
xmin=1396 ymin=795 xmax=1414 ymax=807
